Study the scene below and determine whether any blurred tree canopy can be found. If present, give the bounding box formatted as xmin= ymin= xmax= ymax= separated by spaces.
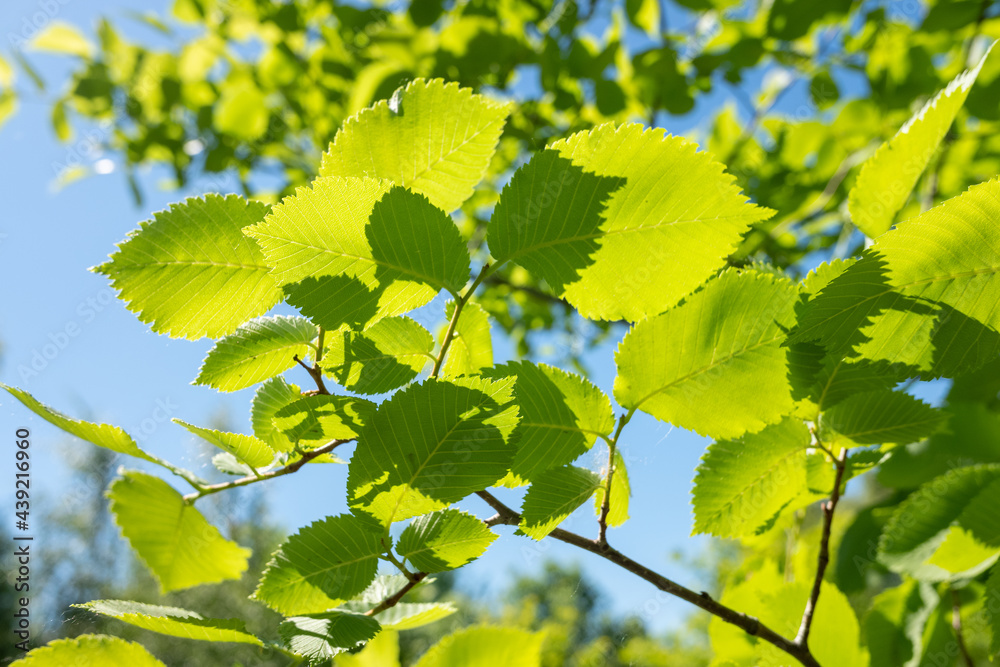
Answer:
xmin=7 ymin=0 xmax=1000 ymax=364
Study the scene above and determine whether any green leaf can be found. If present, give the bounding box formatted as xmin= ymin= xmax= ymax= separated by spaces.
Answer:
xmin=397 ymin=509 xmax=497 ymax=572
xmin=30 ymin=22 xmax=95 ymax=57
xmin=413 ymin=626 xmax=544 ymax=667
xmin=956 ymin=477 xmax=1000 ymax=547
xmin=194 ymin=315 xmax=318 ymax=392
xmin=247 ymin=180 xmax=470 ymax=330
xmin=820 ymin=390 xmax=944 ymax=447
xmin=322 ymin=316 xmax=434 ymax=395
xmin=320 ymin=78 xmax=511 ymax=213
xmin=793 ymin=179 xmax=1000 ymax=378
xmin=2 ymin=384 xmax=155 ymax=463
xmin=280 ymin=611 xmax=380 ymax=663
xmin=369 ymin=603 xmax=456 ymax=630
xmin=593 ymin=449 xmax=630 ymax=528
xmin=692 ymin=418 xmax=811 ymax=538
xmin=214 ymin=83 xmax=268 ymax=141
xmin=487 ymin=361 xmax=614 ymax=486
xmin=173 ymin=419 xmax=275 ymax=469
xmin=987 ymin=565 xmax=1000 ymax=655
xmin=878 ymin=464 xmax=1000 ymax=580
xmin=347 ymin=376 xmax=519 ymax=525
xmin=108 ymin=471 xmax=250 ymax=593
xmin=849 ymin=45 xmax=994 ymax=238
xmin=626 ymin=0 xmax=660 ymax=34
xmin=487 ymin=124 xmax=772 ymax=322
xmin=335 ymin=629 xmax=399 ymax=667
xmin=863 ymin=581 xmax=937 ymax=667
xmin=614 ymin=269 xmax=799 ymax=439
xmin=519 ymin=465 xmax=601 ymax=540
xmin=272 ymin=394 xmax=375 ymax=450
xmin=440 ymin=301 xmax=493 ymax=378
xmin=254 ymin=514 xmax=384 ymax=615
xmin=251 ymin=377 xmax=303 ymax=451
xmin=76 ymin=600 xmax=262 ymax=645
xmin=212 ymin=452 xmax=256 ymax=476
xmin=805 ymin=356 xmax=896 ymax=413
xmin=11 ymin=635 xmax=165 ymax=666
xmin=94 ymin=194 xmax=282 ymax=340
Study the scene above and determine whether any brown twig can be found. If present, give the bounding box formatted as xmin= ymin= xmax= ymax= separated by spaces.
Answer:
xmin=431 ymin=264 xmax=492 ymax=377
xmin=365 ymin=572 xmax=429 ymax=617
xmin=795 ymin=447 xmax=847 ymax=646
xmin=475 ymin=490 xmax=820 ymax=667
xmin=182 ymin=439 xmax=352 ymax=502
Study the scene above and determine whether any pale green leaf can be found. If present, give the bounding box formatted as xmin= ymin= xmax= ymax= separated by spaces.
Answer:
xmin=251 ymin=377 xmax=303 ymax=451
xmin=214 ymin=84 xmax=268 ymax=141
xmin=593 ymin=449 xmax=630 ymax=528
xmin=322 ymin=316 xmax=433 ymax=395
xmin=247 ymin=180 xmax=470 ymax=330
xmin=254 ymin=514 xmax=384 ymax=615
xmin=487 ymin=361 xmax=614 ymax=486
xmin=519 ymin=465 xmax=601 ymax=540
xmin=336 ymin=629 xmax=399 ymax=667
xmin=108 ymin=471 xmax=250 ymax=593
xmin=370 ymin=603 xmax=456 ymax=630
xmin=194 ymin=315 xmax=318 ymax=392
xmin=820 ymin=390 xmax=944 ymax=447
xmin=863 ymin=580 xmax=937 ymax=667
xmin=878 ymin=464 xmax=1000 ymax=579
xmin=488 ymin=123 xmax=772 ymax=322
xmin=94 ymin=194 xmax=282 ymax=340
xmin=926 ymin=526 xmax=998 ymax=573
xmin=320 ymin=78 xmax=511 ymax=213
xmin=347 ymin=376 xmax=519 ymax=525
xmin=76 ymin=600 xmax=262 ymax=645
xmin=280 ymin=611 xmax=380 ymax=663
xmin=614 ymin=269 xmax=799 ymax=439
xmin=30 ymin=22 xmax=95 ymax=57
xmin=11 ymin=635 xmax=165 ymax=666
xmin=793 ymin=179 xmax=1000 ymax=378
xmin=440 ymin=301 xmax=493 ymax=378
xmin=173 ymin=419 xmax=275 ymax=469
xmin=987 ymin=565 xmax=1000 ymax=656
xmin=397 ymin=509 xmax=497 ymax=572
xmin=626 ymin=0 xmax=660 ymax=34
xmin=413 ymin=626 xmax=544 ymax=667
xmin=692 ymin=418 xmax=810 ymax=538
xmin=849 ymin=45 xmax=994 ymax=238
xmin=212 ymin=452 xmax=256 ymax=476
xmin=2 ymin=384 xmax=155 ymax=463
xmin=271 ymin=394 xmax=375 ymax=450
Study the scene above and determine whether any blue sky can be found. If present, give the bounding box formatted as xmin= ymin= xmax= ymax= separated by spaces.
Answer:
xmin=0 ymin=0 xmax=889 ymax=635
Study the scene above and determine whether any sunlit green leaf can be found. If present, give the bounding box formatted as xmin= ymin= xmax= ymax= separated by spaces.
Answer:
xmin=172 ymin=419 xmax=275 ymax=469
xmin=76 ymin=600 xmax=262 ymax=645
xmin=280 ymin=611 xmax=380 ymax=662
xmin=397 ymin=509 xmax=497 ymax=572
xmin=322 ymin=316 xmax=433 ymax=394
xmin=520 ymin=465 xmax=601 ymax=540
xmin=413 ymin=626 xmax=544 ymax=667
xmin=11 ymin=635 xmax=165 ymax=666
xmin=440 ymin=301 xmax=493 ymax=378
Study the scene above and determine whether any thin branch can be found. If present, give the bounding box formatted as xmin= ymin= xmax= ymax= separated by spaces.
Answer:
xmin=475 ymin=490 xmax=820 ymax=667
xmin=795 ymin=446 xmax=847 ymax=646
xmin=182 ymin=439 xmax=352 ymax=502
xmin=431 ymin=263 xmax=493 ymax=378
xmin=597 ymin=412 xmax=632 ymax=545
xmin=365 ymin=572 xmax=428 ymax=616
xmin=951 ymin=588 xmax=976 ymax=667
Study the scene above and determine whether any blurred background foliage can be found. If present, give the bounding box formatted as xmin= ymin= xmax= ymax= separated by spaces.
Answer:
xmin=3 ymin=0 xmax=1000 ymax=664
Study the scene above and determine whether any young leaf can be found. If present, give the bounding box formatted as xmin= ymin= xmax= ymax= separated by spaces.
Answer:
xmin=172 ymin=419 xmax=275 ymax=469
xmin=692 ymin=418 xmax=810 ymax=539
xmin=2 ymin=384 xmax=155 ymax=463
xmin=347 ymin=376 xmax=519 ymax=525
xmin=439 ymin=301 xmax=493 ymax=378
xmin=76 ymin=600 xmax=262 ymax=645
xmin=247 ymin=180 xmax=470 ymax=331
xmin=322 ymin=316 xmax=434 ymax=394
xmin=487 ymin=361 xmax=614 ymax=486
xmin=794 ymin=179 xmax=1000 ymax=378
xmin=878 ymin=464 xmax=1000 ymax=579
xmin=254 ymin=514 xmax=384 ymax=615
xmin=93 ymin=194 xmax=282 ymax=340
xmin=320 ymin=78 xmax=511 ymax=213
xmin=593 ymin=449 xmax=630 ymax=528
xmin=413 ymin=626 xmax=544 ymax=667
xmin=271 ymin=394 xmax=376 ymax=450
xmin=849 ymin=45 xmax=994 ymax=238
xmin=820 ymin=390 xmax=944 ymax=447
xmin=279 ymin=611 xmax=380 ymax=662
xmin=519 ymin=465 xmax=602 ymax=540
xmin=614 ymin=269 xmax=799 ymax=439
xmin=108 ymin=471 xmax=250 ymax=593
xmin=12 ymin=635 xmax=166 ymax=666
xmin=397 ymin=509 xmax=497 ymax=572
xmin=193 ymin=315 xmax=318 ymax=392
xmin=250 ymin=377 xmax=302 ymax=451
xmin=487 ymin=123 xmax=772 ymax=322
